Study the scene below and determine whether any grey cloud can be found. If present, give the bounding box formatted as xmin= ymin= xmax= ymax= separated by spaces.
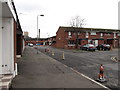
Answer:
xmin=14 ymin=0 xmax=44 ymax=13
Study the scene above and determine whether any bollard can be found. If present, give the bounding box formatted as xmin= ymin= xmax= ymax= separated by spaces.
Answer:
xmin=110 ymin=46 xmax=113 ymax=51
xmin=62 ymin=51 xmax=65 ymax=60
xmin=52 ymin=51 xmax=54 ymax=56
xmin=45 ymin=48 xmax=48 ymax=52
xmin=47 ymin=48 xmax=50 ymax=53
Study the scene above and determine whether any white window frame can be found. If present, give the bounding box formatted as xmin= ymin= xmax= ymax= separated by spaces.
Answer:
xmin=86 ymin=32 xmax=89 ymax=38
xmin=90 ymin=32 xmax=96 ymax=35
xmin=68 ymin=40 xmax=75 ymax=46
xmin=78 ymin=32 xmax=80 ymax=35
xmin=68 ymin=31 xmax=72 ymax=36
xmin=118 ymin=33 xmax=120 ymax=36
xmin=100 ymin=33 xmax=103 ymax=37
xmin=114 ymin=32 xmax=116 ymax=38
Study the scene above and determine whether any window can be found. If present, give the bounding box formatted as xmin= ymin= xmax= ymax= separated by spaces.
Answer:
xmin=88 ymin=40 xmax=92 ymax=44
xmin=105 ymin=32 xmax=111 ymax=36
xmin=114 ymin=33 xmax=116 ymax=38
xmin=68 ymin=32 xmax=72 ymax=36
xmin=68 ymin=40 xmax=75 ymax=46
xmin=74 ymin=32 xmax=76 ymax=35
xmin=100 ymin=33 xmax=103 ymax=37
xmin=86 ymin=32 xmax=89 ymax=38
xmin=78 ymin=32 xmax=80 ymax=35
xmin=118 ymin=33 xmax=120 ymax=36
xmin=68 ymin=40 xmax=75 ymax=44
xmin=90 ymin=32 xmax=96 ymax=35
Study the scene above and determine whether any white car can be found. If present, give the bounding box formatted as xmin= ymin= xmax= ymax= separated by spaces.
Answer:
xmin=80 ymin=44 xmax=96 ymax=51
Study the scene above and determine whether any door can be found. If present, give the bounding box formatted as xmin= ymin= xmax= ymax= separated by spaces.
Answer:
xmin=92 ymin=40 xmax=98 ymax=46
xmin=94 ymin=40 xmax=98 ymax=46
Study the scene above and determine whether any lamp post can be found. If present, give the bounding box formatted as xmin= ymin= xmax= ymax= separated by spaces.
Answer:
xmin=37 ymin=14 xmax=44 ymax=54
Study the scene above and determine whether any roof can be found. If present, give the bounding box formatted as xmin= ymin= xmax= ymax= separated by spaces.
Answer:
xmin=12 ymin=2 xmax=23 ymax=34
xmin=25 ymin=38 xmax=47 ymax=41
xmin=2 ymin=0 xmax=16 ymax=20
xmin=58 ymin=26 xmax=120 ymax=33
xmin=50 ymin=36 xmax=56 ymax=38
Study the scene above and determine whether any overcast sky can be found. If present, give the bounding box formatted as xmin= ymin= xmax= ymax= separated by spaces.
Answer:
xmin=14 ymin=0 xmax=119 ymax=38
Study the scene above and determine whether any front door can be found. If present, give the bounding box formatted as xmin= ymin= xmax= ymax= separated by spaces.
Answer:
xmin=92 ymin=40 xmax=98 ymax=46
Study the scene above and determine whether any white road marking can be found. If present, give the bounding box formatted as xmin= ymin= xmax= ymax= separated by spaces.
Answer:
xmin=62 ymin=63 xmax=110 ymax=90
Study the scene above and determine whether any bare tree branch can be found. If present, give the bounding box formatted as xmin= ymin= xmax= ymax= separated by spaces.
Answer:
xmin=69 ymin=16 xmax=86 ymax=49
xmin=70 ymin=16 xmax=86 ymax=28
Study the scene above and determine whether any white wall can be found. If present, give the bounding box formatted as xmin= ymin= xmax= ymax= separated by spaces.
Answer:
xmin=2 ymin=18 xmax=14 ymax=74
xmin=0 ymin=18 xmax=2 ymax=75
xmin=0 ymin=1 xmax=2 ymax=75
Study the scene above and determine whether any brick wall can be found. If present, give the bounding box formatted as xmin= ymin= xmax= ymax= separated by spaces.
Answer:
xmin=56 ymin=27 xmax=66 ymax=48
xmin=54 ymin=27 xmax=120 ymax=49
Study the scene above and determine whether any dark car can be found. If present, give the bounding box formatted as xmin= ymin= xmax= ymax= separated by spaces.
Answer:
xmin=96 ymin=44 xmax=111 ymax=51
xmin=80 ymin=44 xmax=96 ymax=51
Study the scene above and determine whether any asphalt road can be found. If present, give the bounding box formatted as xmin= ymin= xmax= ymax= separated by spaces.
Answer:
xmin=37 ymin=46 xmax=119 ymax=89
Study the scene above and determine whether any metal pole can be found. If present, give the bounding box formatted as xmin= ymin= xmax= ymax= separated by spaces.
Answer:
xmin=37 ymin=15 xmax=39 ymax=54
xmin=37 ymin=14 xmax=44 ymax=54
xmin=39 ymin=29 xmax=40 ymax=38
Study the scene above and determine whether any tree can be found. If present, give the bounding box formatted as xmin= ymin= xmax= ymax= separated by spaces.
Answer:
xmin=69 ymin=16 xmax=86 ymax=49
xmin=70 ymin=16 xmax=86 ymax=28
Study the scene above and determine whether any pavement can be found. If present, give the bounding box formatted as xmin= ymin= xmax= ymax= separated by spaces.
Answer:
xmin=11 ymin=46 xmax=110 ymax=89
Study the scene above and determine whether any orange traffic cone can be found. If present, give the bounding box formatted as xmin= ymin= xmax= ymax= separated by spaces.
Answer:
xmin=97 ymin=64 xmax=106 ymax=82
xmin=99 ymin=64 xmax=104 ymax=79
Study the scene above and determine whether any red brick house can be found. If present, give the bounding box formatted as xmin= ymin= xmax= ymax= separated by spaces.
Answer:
xmin=55 ymin=26 xmax=120 ymax=49
xmin=45 ymin=36 xmax=56 ymax=46
xmin=50 ymin=36 xmax=56 ymax=47
xmin=25 ymin=38 xmax=47 ymax=46
xmin=25 ymin=36 xmax=56 ymax=46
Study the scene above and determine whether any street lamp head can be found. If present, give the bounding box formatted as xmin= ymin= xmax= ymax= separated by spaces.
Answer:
xmin=40 ymin=14 xmax=44 ymax=16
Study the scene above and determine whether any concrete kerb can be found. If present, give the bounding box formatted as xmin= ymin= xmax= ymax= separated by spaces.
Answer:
xmin=36 ymin=48 xmax=110 ymax=90
xmin=65 ymin=65 xmax=110 ymax=90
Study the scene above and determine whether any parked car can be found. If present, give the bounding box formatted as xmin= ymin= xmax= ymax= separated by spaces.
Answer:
xmin=80 ymin=44 xmax=96 ymax=51
xmin=96 ymin=44 xmax=111 ymax=51
xmin=28 ymin=43 xmax=33 ymax=47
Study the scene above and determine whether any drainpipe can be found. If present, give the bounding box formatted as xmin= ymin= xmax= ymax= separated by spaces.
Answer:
xmin=114 ymin=32 xmax=116 ymax=48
